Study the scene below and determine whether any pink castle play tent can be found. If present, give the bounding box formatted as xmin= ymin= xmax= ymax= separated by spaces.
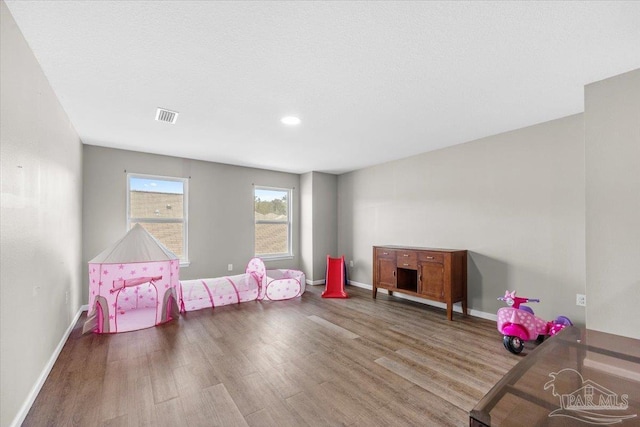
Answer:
xmin=83 ymin=224 xmax=180 ymax=334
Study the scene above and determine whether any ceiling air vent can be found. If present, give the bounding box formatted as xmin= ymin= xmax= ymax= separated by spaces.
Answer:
xmin=155 ymin=108 xmax=179 ymax=124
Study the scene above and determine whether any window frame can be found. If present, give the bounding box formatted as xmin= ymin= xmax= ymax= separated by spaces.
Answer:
xmin=126 ymin=172 xmax=189 ymax=266
xmin=254 ymin=185 xmax=293 ymax=260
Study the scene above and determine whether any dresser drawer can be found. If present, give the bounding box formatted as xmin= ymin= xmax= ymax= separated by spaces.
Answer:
xmin=376 ymin=248 xmax=396 ymax=259
xmin=396 ymin=251 xmax=417 ymax=269
xmin=418 ymin=251 xmax=444 ymax=263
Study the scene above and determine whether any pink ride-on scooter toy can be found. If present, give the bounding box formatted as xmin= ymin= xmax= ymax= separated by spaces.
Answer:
xmin=497 ymin=290 xmax=572 ymax=354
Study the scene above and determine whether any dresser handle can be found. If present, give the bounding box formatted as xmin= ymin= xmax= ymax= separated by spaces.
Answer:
xmin=403 ymin=263 xmax=409 ymax=266
xmin=426 ymin=256 xmax=434 ymax=259
xmin=403 ymin=254 xmax=409 ymax=257
xmin=382 ymin=252 xmax=388 ymax=255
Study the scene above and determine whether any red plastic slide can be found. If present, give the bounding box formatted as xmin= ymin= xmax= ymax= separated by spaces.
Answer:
xmin=322 ymin=255 xmax=348 ymax=298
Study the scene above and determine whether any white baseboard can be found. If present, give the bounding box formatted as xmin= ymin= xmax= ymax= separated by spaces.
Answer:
xmin=347 ymin=280 xmax=370 ymax=290
xmin=306 ymin=279 xmax=326 ymax=286
xmin=347 ymin=280 xmax=496 ymax=321
xmin=10 ymin=305 xmax=86 ymax=427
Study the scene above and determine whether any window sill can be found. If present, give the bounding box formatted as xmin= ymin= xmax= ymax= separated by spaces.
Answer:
xmin=258 ymin=255 xmax=294 ymax=262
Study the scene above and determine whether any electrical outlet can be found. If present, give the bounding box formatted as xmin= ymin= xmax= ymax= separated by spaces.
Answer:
xmin=349 ymin=260 xmax=354 ymax=268
xmin=576 ymin=294 xmax=586 ymax=307
xmin=228 ymin=264 xmax=233 ymax=271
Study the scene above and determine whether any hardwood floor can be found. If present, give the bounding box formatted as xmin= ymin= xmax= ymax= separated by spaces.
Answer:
xmin=23 ymin=285 xmax=527 ymax=426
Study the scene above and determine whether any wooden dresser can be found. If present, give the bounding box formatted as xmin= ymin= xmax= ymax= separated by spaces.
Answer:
xmin=372 ymin=245 xmax=467 ymax=320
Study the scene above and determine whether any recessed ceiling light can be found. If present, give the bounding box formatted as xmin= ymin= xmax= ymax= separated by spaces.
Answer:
xmin=281 ymin=116 xmax=301 ymax=126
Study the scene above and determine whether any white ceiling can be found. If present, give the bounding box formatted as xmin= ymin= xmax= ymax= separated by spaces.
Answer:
xmin=6 ymin=1 xmax=640 ymax=175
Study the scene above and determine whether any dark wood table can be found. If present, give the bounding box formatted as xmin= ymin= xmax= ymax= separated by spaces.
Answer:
xmin=470 ymin=326 xmax=640 ymax=426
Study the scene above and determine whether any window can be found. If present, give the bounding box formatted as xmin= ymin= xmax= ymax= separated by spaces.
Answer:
xmin=254 ymin=186 xmax=292 ymax=259
xmin=127 ymin=174 xmax=189 ymax=264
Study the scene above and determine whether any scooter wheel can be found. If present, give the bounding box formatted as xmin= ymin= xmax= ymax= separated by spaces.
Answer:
xmin=504 ymin=335 xmax=524 ymax=354
xmin=555 ymin=316 xmax=573 ymax=326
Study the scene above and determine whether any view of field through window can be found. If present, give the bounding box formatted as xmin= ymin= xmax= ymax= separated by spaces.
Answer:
xmin=128 ymin=176 xmax=186 ymax=260
xmin=254 ymin=187 xmax=290 ymax=257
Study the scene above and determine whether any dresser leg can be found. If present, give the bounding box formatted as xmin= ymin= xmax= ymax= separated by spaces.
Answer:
xmin=372 ymin=286 xmax=377 ymax=299
xmin=447 ymin=303 xmax=453 ymax=321
xmin=462 ymin=298 xmax=468 ymax=316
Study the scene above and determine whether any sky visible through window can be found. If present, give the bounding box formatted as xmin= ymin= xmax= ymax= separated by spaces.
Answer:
xmin=130 ymin=177 xmax=183 ymax=194
xmin=255 ymin=188 xmax=286 ymax=201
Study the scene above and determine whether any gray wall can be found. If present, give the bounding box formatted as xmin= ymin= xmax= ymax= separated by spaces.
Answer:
xmin=0 ymin=2 xmax=83 ymax=426
xmin=338 ymin=114 xmax=587 ymax=325
xmin=299 ymin=172 xmax=338 ymax=283
xmin=585 ymin=69 xmax=640 ymax=339
xmin=300 ymin=172 xmax=314 ymax=281
xmin=312 ymin=172 xmax=338 ymax=282
xmin=82 ymin=145 xmax=300 ymax=303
